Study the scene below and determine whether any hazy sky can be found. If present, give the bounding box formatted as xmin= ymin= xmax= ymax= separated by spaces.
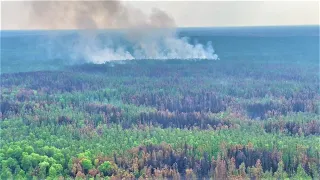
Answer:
xmin=1 ymin=0 xmax=319 ymax=30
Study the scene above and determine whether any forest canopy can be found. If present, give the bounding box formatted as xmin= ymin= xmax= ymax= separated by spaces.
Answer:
xmin=1 ymin=59 xmax=319 ymax=179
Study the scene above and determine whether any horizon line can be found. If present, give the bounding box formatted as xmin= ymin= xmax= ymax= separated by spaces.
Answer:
xmin=1 ymin=24 xmax=319 ymax=31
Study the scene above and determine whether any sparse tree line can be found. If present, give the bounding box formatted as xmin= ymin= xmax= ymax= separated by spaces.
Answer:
xmin=1 ymin=141 xmax=318 ymax=179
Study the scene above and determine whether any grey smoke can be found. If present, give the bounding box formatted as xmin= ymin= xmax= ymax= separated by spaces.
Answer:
xmin=28 ymin=1 xmax=175 ymax=30
xmin=27 ymin=0 xmax=218 ymax=63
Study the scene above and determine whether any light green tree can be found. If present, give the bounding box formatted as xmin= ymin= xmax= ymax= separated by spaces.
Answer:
xmin=81 ymin=159 xmax=93 ymax=171
xmin=49 ymin=166 xmax=57 ymax=177
xmin=98 ymin=161 xmax=117 ymax=176
xmin=0 ymin=167 xmax=13 ymax=179
xmin=274 ymin=161 xmax=288 ymax=179
xmin=293 ymin=164 xmax=311 ymax=180
xmin=15 ymin=169 xmax=26 ymax=180
xmin=39 ymin=161 xmax=50 ymax=178
xmin=21 ymin=154 xmax=33 ymax=171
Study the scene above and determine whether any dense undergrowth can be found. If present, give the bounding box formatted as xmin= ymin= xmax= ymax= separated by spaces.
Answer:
xmin=1 ymin=60 xmax=319 ymax=179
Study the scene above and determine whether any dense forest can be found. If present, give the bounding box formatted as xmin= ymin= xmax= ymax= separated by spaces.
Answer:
xmin=1 ymin=59 xmax=319 ymax=179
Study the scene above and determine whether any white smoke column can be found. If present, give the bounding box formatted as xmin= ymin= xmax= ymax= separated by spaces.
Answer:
xmin=73 ymin=35 xmax=219 ymax=63
xmin=76 ymin=30 xmax=219 ymax=63
xmin=70 ymin=31 xmax=135 ymax=64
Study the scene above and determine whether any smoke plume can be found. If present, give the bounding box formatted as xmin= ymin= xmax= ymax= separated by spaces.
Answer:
xmin=27 ymin=0 xmax=219 ymax=63
xmin=28 ymin=1 xmax=175 ymax=30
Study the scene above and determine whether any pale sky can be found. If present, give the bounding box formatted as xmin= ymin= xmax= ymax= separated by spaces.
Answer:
xmin=1 ymin=0 xmax=319 ymax=30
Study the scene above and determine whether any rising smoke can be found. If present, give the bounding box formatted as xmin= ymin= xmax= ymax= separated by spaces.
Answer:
xmin=27 ymin=0 xmax=219 ymax=63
